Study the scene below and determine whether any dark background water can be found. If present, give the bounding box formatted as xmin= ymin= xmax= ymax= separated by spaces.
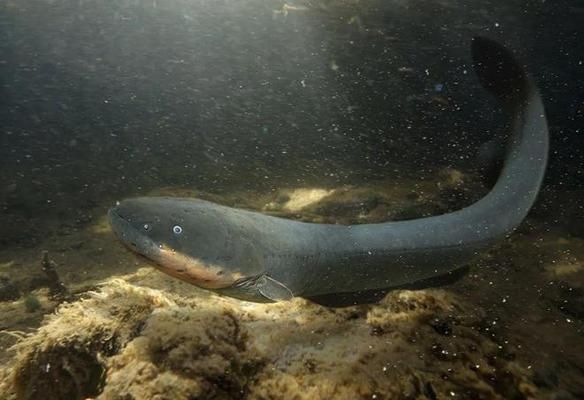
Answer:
xmin=0 ymin=0 xmax=582 ymax=246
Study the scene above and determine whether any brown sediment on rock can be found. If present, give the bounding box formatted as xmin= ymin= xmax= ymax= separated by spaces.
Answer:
xmin=247 ymin=289 xmax=539 ymax=400
xmin=0 ymin=278 xmax=264 ymax=400
xmin=101 ymin=306 xmax=263 ymax=399
xmin=0 ymin=274 xmax=542 ymax=400
xmin=0 ymin=281 xmax=172 ymax=399
xmin=366 ymin=289 xmax=467 ymax=335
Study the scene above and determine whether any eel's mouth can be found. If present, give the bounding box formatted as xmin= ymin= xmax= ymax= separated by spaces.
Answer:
xmin=108 ymin=208 xmax=159 ymax=258
xmin=108 ymin=207 xmax=242 ymax=289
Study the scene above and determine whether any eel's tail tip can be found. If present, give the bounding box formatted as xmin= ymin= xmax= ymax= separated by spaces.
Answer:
xmin=471 ymin=36 xmax=530 ymax=103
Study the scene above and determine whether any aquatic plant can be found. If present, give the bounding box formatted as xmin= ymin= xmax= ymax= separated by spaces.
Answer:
xmin=23 ymin=293 xmax=41 ymax=313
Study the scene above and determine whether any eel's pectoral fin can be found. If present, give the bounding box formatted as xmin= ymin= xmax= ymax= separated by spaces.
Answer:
xmin=257 ymin=275 xmax=294 ymax=301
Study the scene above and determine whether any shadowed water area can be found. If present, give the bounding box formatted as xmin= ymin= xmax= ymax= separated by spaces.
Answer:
xmin=0 ymin=1 xmax=583 ymax=399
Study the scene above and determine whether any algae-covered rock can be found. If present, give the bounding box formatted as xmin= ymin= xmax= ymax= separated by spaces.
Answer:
xmin=0 ymin=275 xmax=542 ymax=400
xmin=1 ymin=281 xmax=174 ymax=400
xmin=101 ymin=307 xmax=263 ymax=400
xmin=246 ymin=289 xmax=539 ymax=400
xmin=0 ymin=278 xmax=263 ymax=400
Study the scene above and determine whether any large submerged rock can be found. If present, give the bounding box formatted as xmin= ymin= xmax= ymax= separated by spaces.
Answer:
xmin=0 ymin=270 xmax=541 ymax=400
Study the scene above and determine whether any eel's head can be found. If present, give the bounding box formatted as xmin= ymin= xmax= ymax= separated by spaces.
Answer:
xmin=108 ymin=197 xmax=250 ymax=290
xmin=108 ymin=197 xmax=294 ymax=303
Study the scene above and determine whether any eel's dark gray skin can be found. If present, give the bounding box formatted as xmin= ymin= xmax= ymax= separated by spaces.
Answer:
xmin=109 ymin=37 xmax=548 ymax=306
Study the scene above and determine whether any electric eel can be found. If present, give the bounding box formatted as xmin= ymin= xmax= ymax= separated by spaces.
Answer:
xmin=109 ymin=37 xmax=548 ymax=306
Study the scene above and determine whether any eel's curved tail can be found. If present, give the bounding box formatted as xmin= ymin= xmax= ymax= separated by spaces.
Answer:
xmin=465 ymin=36 xmax=548 ymax=239
xmin=472 ymin=37 xmax=530 ymax=110
xmin=349 ymin=37 xmax=549 ymax=253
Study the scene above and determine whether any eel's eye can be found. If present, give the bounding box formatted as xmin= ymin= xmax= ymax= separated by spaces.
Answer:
xmin=143 ymin=223 xmax=151 ymax=231
xmin=172 ymin=225 xmax=183 ymax=235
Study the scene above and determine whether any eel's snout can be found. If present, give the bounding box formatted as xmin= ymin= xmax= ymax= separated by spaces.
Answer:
xmin=108 ymin=198 xmax=153 ymax=240
xmin=108 ymin=202 xmax=158 ymax=258
xmin=108 ymin=205 xmax=125 ymax=238
xmin=108 ymin=199 xmax=140 ymax=223
xmin=108 ymin=205 xmax=130 ymax=241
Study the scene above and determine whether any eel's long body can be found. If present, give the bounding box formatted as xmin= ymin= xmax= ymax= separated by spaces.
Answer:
xmin=109 ymin=37 xmax=548 ymax=306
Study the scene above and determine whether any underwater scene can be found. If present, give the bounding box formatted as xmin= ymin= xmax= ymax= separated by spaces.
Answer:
xmin=0 ymin=0 xmax=582 ymax=399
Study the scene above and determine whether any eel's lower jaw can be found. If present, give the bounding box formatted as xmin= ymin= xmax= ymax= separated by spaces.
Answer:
xmin=151 ymin=265 xmax=234 ymax=290
xmin=152 ymin=246 xmax=244 ymax=290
